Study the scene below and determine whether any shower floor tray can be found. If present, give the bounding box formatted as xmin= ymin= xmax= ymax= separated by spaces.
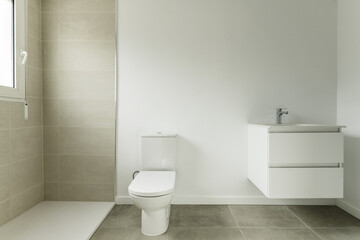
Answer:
xmin=0 ymin=201 xmax=114 ymax=240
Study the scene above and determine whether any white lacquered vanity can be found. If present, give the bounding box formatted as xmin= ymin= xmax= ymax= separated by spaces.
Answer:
xmin=248 ymin=124 xmax=345 ymax=199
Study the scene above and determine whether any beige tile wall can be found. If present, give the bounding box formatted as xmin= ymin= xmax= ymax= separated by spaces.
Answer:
xmin=0 ymin=0 xmax=43 ymax=226
xmin=0 ymin=0 xmax=115 ymax=226
xmin=41 ymin=0 xmax=116 ymax=201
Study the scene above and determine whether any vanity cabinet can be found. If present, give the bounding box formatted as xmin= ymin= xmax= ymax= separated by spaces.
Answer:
xmin=248 ymin=124 xmax=344 ymax=199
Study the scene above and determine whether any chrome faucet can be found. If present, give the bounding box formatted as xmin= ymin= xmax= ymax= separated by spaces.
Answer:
xmin=276 ymin=108 xmax=288 ymax=124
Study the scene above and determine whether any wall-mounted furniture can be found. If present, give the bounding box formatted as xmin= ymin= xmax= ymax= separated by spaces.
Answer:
xmin=248 ymin=124 xmax=345 ymax=198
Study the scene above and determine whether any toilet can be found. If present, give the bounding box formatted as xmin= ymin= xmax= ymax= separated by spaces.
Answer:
xmin=128 ymin=133 xmax=176 ymax=236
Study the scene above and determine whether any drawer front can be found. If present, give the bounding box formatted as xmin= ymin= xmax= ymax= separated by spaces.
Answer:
xmin=268 ymin=168 xmax=343 ymax=198
xmin=268 ymin=133 xmax=343 ymax=165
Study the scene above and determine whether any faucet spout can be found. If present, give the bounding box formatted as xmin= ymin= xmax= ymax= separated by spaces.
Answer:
xmin=276 ymin=108 xmax=288 ymax=124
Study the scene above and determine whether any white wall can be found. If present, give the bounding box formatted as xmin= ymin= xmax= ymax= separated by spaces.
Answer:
xmin=337 ymin=0 xmax=360 ymax=218
xmin=116 ymin=0 xmax=337 ymax=203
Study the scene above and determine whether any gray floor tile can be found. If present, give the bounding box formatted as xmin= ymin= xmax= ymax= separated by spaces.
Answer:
xmin=100 ymin=205 xmax=141 ymax=228
xmin=91 ymin=228 xmax=169 ymax=240
xmin=287 ymin=206 xmax=360 ymax=228
xmin=240 ymin=228 xmax=321 ymax=240
xmin=91 ymin=205 xmax=360 ymax=240
xmin=169 ymin=205 xmax=238 ymax=227
xmin=313 ymin=228 xmax=360 ymax=240
xmin=229 ymin=205 xmax=305 ymax=227
xmin=168 ymin=227 xmax=244 ymax=240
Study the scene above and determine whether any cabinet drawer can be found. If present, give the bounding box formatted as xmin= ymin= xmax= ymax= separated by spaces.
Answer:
xmin=268 ymin=168 xmax=343 ymax=198
xmin=268 ymin=133 xmax=343 ymax=165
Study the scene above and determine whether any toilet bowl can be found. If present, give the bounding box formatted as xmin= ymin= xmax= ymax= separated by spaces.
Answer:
xmin=128 ymin=171 xmax=176 ymax=236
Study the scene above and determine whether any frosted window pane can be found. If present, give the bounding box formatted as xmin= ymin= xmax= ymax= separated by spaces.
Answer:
xmin=0 ymin=0 xmax=14 ymax=88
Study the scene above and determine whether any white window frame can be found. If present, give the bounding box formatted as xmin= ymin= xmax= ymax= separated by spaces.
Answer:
xmin=0 ymin=0 xmax=27 ymax=102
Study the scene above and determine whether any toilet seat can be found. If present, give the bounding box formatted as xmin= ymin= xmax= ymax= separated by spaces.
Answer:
xmin=129 ymin=171 xmax=175 ymax=197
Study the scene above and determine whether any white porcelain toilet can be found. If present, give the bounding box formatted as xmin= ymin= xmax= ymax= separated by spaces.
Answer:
xmin=128 ymin=133 xmax=176 ymax=236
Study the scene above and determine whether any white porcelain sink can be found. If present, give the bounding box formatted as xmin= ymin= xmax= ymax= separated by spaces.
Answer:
xmin=249 ymin=124 xmax=345 ymax=133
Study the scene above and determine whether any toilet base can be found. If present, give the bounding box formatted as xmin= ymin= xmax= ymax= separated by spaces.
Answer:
xmin=141 ymin=205 xmax=171 ymax=236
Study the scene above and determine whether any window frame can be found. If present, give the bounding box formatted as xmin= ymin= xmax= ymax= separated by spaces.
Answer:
xmin=0 ymin=0 xmax=27 ymax=102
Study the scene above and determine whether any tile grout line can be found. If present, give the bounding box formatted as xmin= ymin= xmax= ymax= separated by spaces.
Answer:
xmin=42 ymin=11 xmax=116 ymax=14
xmin=8 ymin=126 xmax=43 ymax=130
xmin=228 ymin=205 xmax=247 ymax=240
xmin=285 ymin=206 xmax=324 ymax=240
xmin=310 ymin=227 xmax=360 ymax=229
xmin=42 ymin=40 xmax=116 ymax=43
xmin=43 ymin=126 xmax=116 ymax=129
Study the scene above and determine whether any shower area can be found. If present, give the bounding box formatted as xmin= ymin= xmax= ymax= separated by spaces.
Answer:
xmin=0 ymin=0 xmax=116 ymax=239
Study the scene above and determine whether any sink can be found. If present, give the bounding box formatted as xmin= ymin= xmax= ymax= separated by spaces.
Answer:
xmin=248 ymin=124 xmax=345 ymax=133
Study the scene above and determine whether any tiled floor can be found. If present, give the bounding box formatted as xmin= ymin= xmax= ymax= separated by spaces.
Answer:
xmin=91 ymin=205 xmax=360 ymax=240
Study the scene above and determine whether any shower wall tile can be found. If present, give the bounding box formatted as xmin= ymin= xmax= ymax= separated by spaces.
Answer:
xmin=58 ymin=71 xmax=115 ymax=100
xmin=59 ymin=183 xmax=114 ymax=201
xmin=0 ymin=102 xmax=9 ymax=129
xmin=10 ymin=184 xmax=43 ymax=218
xmin=44 ymin=183 xmax=59 ymax=200
xmin=59 ymin=127 xmax=115 ymax=156
xmin=0 ymin=164 xmax=10 ymax=202
xmin=10 ymin=127 xmax=42 ymax=162
xmin=59 ymin=99 xmax=115 ymax=128
xmin=43 ymin=70 xmax=59 ymax=98
xmin=29 ymin=0 xmax=41 ymax=10
xmin=59 ymin=13 xmax=115 ymax=41
xmin=42 ymin=0 xmax=59 ymax=12
xmin=43 ymin=127 xmax=58 ymax=154
xmin=42 ymin=0 xmax=116 ymax=202
xmin=0 ymin=3 xmax=43 ymax=226
xmin=42 ymin=41 xmax=59 ymax=69
xmin=59 ymin=42 xmax=115 ymax=71
xmin=44 ymin=155 xmax=59 ymax=183
xmin=59 ymin=156 xmax=115 ymax=184
xmin=26 ymin=67 xmax=42 ymax=98
xmin=0 ymin=130 xmax=10 ymax=166
xmin=43 ymin=98 xmax=59 ymax=126
xmin=60 ymin=0 xmax=116 ymax=12
xmin=42 ymin=13 xmax=59 ymax=41
xmin=0 ymin=201 xmax=10 ymax=226
xmin=11 ymin=156 xmax=42 ymax=196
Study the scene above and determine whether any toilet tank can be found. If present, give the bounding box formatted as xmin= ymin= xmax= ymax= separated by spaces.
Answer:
xmin=141 ymin=133 xmax=177 ymax=171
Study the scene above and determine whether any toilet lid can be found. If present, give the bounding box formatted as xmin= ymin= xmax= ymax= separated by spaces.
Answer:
xmin=128 ymin=171 xmax=175 ymax=197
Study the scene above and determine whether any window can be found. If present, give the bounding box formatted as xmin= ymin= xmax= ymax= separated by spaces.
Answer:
xmin=0 ymin=0 xmax=14 ymax=88
xmin=0 ymin=0 xmax=27 ymax=101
